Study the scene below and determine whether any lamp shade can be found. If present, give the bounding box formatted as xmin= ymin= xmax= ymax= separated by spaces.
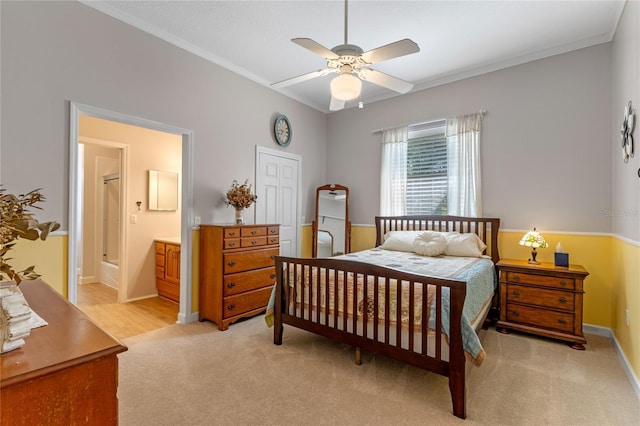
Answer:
xmin=519 ymin=228 xmax=548 ymax=248
xmin=330 ymin=74 xmax=362 ymax=101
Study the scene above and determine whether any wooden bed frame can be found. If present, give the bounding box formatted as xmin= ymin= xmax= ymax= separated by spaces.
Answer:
xmin=273 ymin=215 xmax=500 ymax=419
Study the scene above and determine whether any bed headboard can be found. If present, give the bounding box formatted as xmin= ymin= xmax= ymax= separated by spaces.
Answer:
xmin=375 ymin=215 xmax=500 ymax=264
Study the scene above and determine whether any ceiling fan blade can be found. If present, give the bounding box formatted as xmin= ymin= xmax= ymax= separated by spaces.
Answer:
xmin=271 ymin=69 xmax=328 ymax=89
xmin=360 ymin=39 xmax=420 ymax=64
xmin=292 ymin=38 xmax=340 ymax=60
xmin=329 ymin=96 xmax=345 ymax=111
xmin=360 ymin=69 xmax=413 ymax=94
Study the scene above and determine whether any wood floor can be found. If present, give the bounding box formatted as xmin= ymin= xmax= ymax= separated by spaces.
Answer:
xmin=77 ymin=282 xmax=179 ymax=340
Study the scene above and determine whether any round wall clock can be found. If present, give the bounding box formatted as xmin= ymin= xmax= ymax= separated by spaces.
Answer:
xmin=274 ymin=114 xmax=292 ymax=147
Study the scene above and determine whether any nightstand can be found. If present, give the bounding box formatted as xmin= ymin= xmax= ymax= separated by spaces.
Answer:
xmin=496 ymin=259 xmax=589 ymax=350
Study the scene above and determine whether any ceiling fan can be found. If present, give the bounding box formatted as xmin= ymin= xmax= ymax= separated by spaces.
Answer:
xmin=271 ymin=0 xmax=420 ymax=111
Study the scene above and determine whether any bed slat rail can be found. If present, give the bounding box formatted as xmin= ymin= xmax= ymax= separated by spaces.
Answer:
xmin=375 ymin=215 xmax=500 ymax=264
xmin=274 ymin=256 xmax=466 ymax=378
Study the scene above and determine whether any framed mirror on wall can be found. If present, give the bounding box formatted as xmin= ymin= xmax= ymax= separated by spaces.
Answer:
xmin=312 ymin=184 xmax=351 ymax=257
xmin=148 ymin=169 xmax=179 ymax=211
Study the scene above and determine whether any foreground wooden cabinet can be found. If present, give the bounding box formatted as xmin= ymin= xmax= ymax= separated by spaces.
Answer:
xmin=155 ymin=239 xmax=180 ymax=302
xmin=1 ymin=279 xmax=127 ymax=425
xmin=199 ymin=224 xmax=279 ymax=330
xmin=496 ymin=259 xmax=589 ymax=349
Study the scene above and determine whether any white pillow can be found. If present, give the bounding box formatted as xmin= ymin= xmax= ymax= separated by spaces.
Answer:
xmin=444 ymin=233 xmax=486 ymax=257
xmin=412 ymin=231 xmax=447 ymax=257
xmin=380 ymin=231 xmax=423 ymax=252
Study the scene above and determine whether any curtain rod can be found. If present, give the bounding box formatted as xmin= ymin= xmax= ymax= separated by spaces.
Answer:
xmin=371 ymin=109 xmax=487 ymax=134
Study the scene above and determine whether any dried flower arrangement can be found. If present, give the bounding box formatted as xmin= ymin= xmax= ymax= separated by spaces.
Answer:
xmin=226 ymin=180 xmax=257 ymax=209
xmin=1 ymin=187 xmax=60 ymax=284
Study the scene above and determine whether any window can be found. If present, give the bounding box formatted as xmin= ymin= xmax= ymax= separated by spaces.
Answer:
xmin=406 ymin=131 xmax=447 ymax=215
xmin=380 ymin=113 xmax=483 ymax=217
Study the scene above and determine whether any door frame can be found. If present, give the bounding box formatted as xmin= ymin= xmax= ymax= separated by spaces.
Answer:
xmin=254 ymin=145 xmax=302 ymax=257
xmin=69 ymin=102 xmax=196 ymax=323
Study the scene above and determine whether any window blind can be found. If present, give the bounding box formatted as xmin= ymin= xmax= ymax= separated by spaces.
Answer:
xmin=406 ymin=133 xmax=447 ymax=215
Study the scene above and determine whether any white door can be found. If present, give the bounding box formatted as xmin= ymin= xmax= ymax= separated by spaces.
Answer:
xmin=255 ymin=146 xmax=300 ymax=256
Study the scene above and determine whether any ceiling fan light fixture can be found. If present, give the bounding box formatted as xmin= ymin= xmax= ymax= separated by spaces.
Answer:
xmin=330 ymin=73 xmax=362 ymax=101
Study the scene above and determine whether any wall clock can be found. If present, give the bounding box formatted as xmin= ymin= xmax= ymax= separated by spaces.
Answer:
xmin=274 ymin=114 xmax=292 ymax=147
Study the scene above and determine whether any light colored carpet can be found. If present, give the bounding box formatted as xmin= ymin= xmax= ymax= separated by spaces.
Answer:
xmin=118 ymin=317 xmax=640 ymax=425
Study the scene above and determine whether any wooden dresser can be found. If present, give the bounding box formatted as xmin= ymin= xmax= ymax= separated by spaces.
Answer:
xmin=1 ymin=279 xmax=127 ymax=425
xmin=199 ymin=224 xmax=279 ymax=330
xmin=496 ymin=259 xmax=589 ymax=349
xmin=155 ymin=238 xmax=180 ymax=302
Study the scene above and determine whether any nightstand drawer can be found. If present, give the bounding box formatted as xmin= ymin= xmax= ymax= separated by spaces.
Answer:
xmin=506 ymin=271 xmax=575 ymax=290
xmin=506 ymin=304 xmax=574 ymax=333
xmin=506 ymin=284 xmax=574 ymax=311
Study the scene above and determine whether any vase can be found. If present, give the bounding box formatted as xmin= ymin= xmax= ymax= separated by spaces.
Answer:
xmin=234 ymin=207 xmax=244 ymax=224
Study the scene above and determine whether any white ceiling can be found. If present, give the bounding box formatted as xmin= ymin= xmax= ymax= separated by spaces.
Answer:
xmin=83 ymin=0 xmax=625 ymax=113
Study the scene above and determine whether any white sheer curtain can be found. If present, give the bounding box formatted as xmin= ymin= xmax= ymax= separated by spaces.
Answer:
xmin=379 ymin=126 xmax=408 ymax=215
xmin=446 ymin=113 xmax=483 ymax=217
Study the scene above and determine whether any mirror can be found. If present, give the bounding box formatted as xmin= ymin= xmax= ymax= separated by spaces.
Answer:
xmin=148 ymin=170 xmax=179 ymax=211
xmin=312 ymin=184 xmax=350 ymax=257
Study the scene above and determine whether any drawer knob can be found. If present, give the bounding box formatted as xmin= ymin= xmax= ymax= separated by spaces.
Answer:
xmin=513 ymin=275 xmax=520 ymax=282
xmin=513 ymin=290 xmax=520 ymax=297
xmin=251 ymin=230 xmax=257 ymax=235
xmin=229 ymin=231 xmax=236 ymax=236
xmin=251 ymin=240 xmax=257 ymax=245
xmin=227 ymin=304 xmax=236 ymax=311
xmin=558 ymin=318 xmax=567 ymax=324
xmin=560 ymin=281 xmax=567 ymax=287
xmin=270 ymin=229 xmax=277 ymax=234
xmin=228 ymin=261 xmax=236 ymax=267
xmin=229 ymin=242 xmax=236 ymax=247
xmin=511 ymin=310 xmax=519 ymax=316
xmin=270 ymin=238 xmax=277 ymax=243
xmin=559 ymin=297 xmax=567 ymax=304
xmin=227 ymin=282 xmax=236 ymax=289
xmin=270 ymin=273 xmax=276 ymax=280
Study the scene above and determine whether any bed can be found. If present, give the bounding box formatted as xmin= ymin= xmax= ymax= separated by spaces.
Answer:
xmin=271 ymin=215 xmax=500 ymax=419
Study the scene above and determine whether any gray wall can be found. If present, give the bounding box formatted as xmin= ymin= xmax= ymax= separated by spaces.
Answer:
xmin=327 ymin=43 xmax=612 ymax=234
xmin=612 ymin=1 xmax=640 ymax=242
xmin=0 ymin=1 xmax=327 ymax=229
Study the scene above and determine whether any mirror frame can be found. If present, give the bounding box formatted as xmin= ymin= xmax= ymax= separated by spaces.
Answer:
xmin=312 ymin=183 xmax=351 ymax=257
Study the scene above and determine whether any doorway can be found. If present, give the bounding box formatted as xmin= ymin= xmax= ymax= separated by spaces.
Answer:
xmin=69 ymin=102 xmax=195 ymax=324
xmin=255 ymin=146 xmax=301 ymax=257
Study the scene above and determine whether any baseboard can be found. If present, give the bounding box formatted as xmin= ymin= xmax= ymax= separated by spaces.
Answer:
xmin=584 ymin=323 xmax=640 ymax=401
xmin=180 ymin=310 xmax=199 ymax=324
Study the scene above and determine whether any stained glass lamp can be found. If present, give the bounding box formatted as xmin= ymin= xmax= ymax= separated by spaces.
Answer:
xmin=519 ymin=228 xmax=548 ymax=264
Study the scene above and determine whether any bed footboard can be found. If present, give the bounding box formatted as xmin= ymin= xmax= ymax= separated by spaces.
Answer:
xmin=273 ymin=256 xmax=468 ymax=419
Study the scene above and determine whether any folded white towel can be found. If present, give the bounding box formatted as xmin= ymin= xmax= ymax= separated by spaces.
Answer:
xmin=1 ymin=338 xmax=25 ymax=353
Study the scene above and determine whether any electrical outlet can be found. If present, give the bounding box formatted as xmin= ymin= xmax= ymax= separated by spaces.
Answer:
xmin=130 ymin=214 xmax=137 ymax=224
xmin=626 ymin=309 xmax=630 ymax=327
xmin=194 ymin=216 xmax=201 ymax=226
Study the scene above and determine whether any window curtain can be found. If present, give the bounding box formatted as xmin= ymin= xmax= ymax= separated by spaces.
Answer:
xmin=380 ymin=126 xmax=408 ymax=215
xmin=445 ymin=113 xmax=483 ymax=217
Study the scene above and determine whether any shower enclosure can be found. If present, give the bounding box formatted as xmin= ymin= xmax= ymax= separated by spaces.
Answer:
xmin=102 ymin=173 xmax=120 ymax=287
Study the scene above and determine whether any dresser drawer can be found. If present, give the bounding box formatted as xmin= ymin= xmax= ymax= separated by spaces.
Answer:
xmin=267 ymin=226 xmax=279 ymax=236
xmin=224 ymin=228 xmax=241 ymax=239
xmin=241 ymin=226 xmax=268 ymax=237
xmin=223 ymin=267 xmax=276 ymax=296
xmin=506 ymin=303 xmax=574 ymax=333
xmin=506 ymin=284 xmax=574 ymax=311
xmin=223 ymin=286 xmax=272 ymax=318
xmin=241 ymin=236 xmax=267 ymax=247
xmin=224 ymin=238 xmax=241 ymax=249
xmin=267 ymin=236 xmax=279 ymax=245
xmin=223 ymin=247 xmax=278 ymax=274
xmin=506 ymin=271 xmax=575 ymax=290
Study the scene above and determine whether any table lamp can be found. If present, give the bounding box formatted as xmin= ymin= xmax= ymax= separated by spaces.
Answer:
xmin=519 ymin=228 xmax=548 ymax=264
